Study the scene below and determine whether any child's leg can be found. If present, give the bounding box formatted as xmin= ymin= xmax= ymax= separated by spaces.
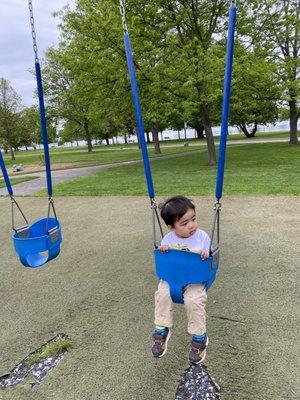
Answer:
xmin=183 ymin=284 xmax=208 ymax=364
xmin=183 ymin=284 xmax=207 ymax=335
xmin=152 ymin=280 xmax=173 ymax=358
xmin=154 ymin=280 xmax=173 ymax=328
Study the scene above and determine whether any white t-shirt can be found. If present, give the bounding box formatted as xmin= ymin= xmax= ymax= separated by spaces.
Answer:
xmin=161 ymin=228 xmax=210 ymax=253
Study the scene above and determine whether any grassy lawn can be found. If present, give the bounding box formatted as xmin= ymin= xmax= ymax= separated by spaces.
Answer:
xmin=41 ymin=142 xmax=299 ymax=196
xmin=2 ymin=130 xmax=296 ymax=169
xmin=2 ymin=144 xmax=201 ymax=168
xmin=0 ymin=175 xmax=38 ymax=189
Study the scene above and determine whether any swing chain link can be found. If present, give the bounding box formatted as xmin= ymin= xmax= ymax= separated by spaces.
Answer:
xmin=209 ymin=201 xmax=221 ymax=253
xmin=119 ymin=0 xmax=128 ymax=33
xmin=28 ymin=0 xmax=39 ymax=62
xmin=213 ymin=200 xmax=222 ymax=212
xmin=10 ymin=195 xmax=29 ymax=232
xmin=47 ymin=196 xmax=57 ymax=219
xmin=150 ymin=198 xmax=164 ymax=248
xmin=45 ymin=196 xmax=58 ymax=233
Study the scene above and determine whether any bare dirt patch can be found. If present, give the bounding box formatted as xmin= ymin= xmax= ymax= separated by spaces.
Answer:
xmin=6 ymin=163 xmax=76 ymax=175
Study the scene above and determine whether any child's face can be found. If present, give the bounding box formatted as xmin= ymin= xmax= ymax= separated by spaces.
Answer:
xmin=171 ymin=207 xmax=198 ymax=238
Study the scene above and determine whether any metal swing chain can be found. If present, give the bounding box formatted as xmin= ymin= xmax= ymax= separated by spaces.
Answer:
xmin=28 ymin=0 xmax=58 ymax=235
xmin=119 ymin=0 xmax=128 ymax=33
xmin=11 ymin=196 xmax=29 ymax=232
xmin=46 ymin=196 xmax=58 ymax=233
xmin=28 ymin=0 xmax=39 ymax=63
xmin=209 ymin=201 xmax=221 ymax=254
xmin=151 ymin=198 xmax=164 ymax=248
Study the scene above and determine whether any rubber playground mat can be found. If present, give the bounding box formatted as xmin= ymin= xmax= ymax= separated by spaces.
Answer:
xmin=0 ymin=196 xmax=298 ymax=400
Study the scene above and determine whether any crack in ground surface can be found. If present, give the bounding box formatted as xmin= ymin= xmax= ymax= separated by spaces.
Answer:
xmin=0 ymin=333 xmax=70 ymax=390
xmin=175 ymin=364 xmax=221 ymax=400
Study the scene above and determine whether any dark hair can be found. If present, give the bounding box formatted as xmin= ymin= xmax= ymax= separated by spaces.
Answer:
xmin=159 ymin=196 xmax=195 ymax=226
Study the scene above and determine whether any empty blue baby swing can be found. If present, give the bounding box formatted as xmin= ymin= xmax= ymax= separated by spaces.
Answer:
xmin=119 ymin=1 xmax=237 ymax=303
xmin=0 ymin=0 xmax=62 ymax=268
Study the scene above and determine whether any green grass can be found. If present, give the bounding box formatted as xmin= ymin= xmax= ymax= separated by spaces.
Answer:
xmin=41 ymin=142 xmax=299 ymax=196
xmin=0 ymin=175 xmax=38 ymax=189
xmin=2 ymin=144 xmax=200 ymax=168
xmin=26 ymin=338 xmax=72 ymax=366
xmin=2 ymin=130 xmax=297 ymax=168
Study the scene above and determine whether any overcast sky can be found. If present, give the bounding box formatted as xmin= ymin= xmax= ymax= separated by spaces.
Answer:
xmin=0 ymin=0 xmax=75 ymax=107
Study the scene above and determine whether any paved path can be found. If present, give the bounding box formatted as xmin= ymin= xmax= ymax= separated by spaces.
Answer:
xmin=0 ymin=138 xmax=294 ymax=196
xmin=0 ymin=160 xmax=141 ymax=196
xmin=0 ymin=150 xmax=204 ymax=196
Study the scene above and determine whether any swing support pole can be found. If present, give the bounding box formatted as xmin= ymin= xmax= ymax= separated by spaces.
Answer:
xmin=215 ymin=1 xmax=237 ymax=202
xmin=119 ymin=0 xmax=155 ymax=201
xmin=119 ymin=0 xmax=163 ymax=246
xmin=28 ymin=0 xmax=57 ymax=220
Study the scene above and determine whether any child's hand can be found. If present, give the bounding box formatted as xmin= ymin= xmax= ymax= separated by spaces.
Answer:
xmin=198 ymin=249 xmax=209 ymax=260
xmin=158 ymin=245 xmax=170 ymax=253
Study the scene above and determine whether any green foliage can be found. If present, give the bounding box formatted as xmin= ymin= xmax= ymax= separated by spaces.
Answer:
xmin=238 ymin=0 xmax=300 ymax=143
xmin=0 ymin=77 xmax=23 ymax=158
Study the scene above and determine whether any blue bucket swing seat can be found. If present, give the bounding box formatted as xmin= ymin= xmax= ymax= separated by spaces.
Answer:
xmin=120 ymin=0 xmax=236 ymax=302
xmin=0 ymin=1 xmax=62 ymax=268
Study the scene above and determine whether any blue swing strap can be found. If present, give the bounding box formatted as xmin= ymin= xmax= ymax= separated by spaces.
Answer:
xmin=119 ymin=0 xmax=163 ymax=247
xmin=0 ymin=149 xmax=29 ymax=233
xmin=29 ymin=0 xmax=53 ymax=199
xmin=215 ymin=0 xmax=237 ymax=202
xmin=28 ymin=0 xmax=59 ymax=225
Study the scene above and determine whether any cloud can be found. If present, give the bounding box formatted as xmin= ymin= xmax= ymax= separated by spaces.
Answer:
xmin=0 ymin=0 xmax=75 ymax=107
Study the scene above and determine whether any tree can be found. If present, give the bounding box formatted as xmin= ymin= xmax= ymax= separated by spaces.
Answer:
xmin=52 ymin=0 xmax=232 ymax=165
xmin=43 ymin=45 xmax=95 ymax=152
xmin=230 ymin=44 xmax=281 ymax=137
xmin=239 ymin=0 xmax=299 ymax=144
xmin=123 ymin=0 xmax=231 ymax=165
xmin=0 ymin=78 xmax=23 ymax=160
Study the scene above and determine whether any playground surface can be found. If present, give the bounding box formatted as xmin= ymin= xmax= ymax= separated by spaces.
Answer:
xmin=0 ymin=196 xmax=298 ymax=400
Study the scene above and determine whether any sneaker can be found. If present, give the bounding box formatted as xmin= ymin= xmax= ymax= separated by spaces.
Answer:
xmin=189 ymin=335 xmax=209 ymax=364
xmin=151 ymin=328 xmax=171 ymax=358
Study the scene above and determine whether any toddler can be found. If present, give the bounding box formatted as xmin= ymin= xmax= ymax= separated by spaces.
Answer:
xmin=152 ymin=196 xmax=210 ymax=364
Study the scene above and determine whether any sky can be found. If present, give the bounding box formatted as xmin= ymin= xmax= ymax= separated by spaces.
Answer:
xmin=0 ymin=0 xmax=75 ymax=107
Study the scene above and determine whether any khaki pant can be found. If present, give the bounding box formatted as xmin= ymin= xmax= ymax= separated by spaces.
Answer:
xmin=154 ymin=280 xmax=207 ymax=335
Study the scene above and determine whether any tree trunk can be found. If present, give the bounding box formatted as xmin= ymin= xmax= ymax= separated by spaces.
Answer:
xmin=9 ymin=147 xmax=15 ymax=161
xmin=201 ymin=106 xmax=216 ymax=166
xmin=4 ymin=146 xmax=8 ymax=154
xmin=289 ymin=99 xmax=299 ymax=144
xmin=146 ymin=131 xmax=151 ymax=143
xmin=152 ymin=126 xmax=161 ymax=154
xmin=104 ymin=133 xmax=110 ymax=145
xmin=177 ymin=130 xmax=180 ymax=140
xmin=238 ymin=122 xmax=257 ymax=138
xmin=124 ymin=134 xmax=128 ymax=144
xmin=196 ymin=125 xmax=205 ymax=139
xmin=84 ymin=121 xmax=93 ymax=152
